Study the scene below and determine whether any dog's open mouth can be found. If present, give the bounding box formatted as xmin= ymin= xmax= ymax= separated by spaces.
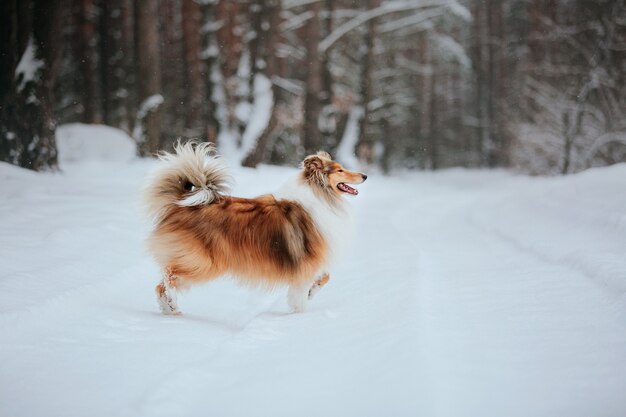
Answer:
xmin=337 ymin=182 xmax=358 ymax=195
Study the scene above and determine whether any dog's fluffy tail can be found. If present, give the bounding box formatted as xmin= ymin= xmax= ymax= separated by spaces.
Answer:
xmin=144 ymin=140 xmax=231 ymax=221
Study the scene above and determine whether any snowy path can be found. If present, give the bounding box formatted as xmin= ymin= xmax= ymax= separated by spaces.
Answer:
xmin=1 ymin=158 xmax=626 ymax=417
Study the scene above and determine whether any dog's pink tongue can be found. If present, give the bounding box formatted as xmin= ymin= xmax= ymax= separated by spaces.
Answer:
xmin=339 ymin=183 xmax=358 ymax=195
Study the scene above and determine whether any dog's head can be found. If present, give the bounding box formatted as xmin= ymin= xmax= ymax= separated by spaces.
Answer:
xmin=301 ymin=151 xmax=367 ymax=201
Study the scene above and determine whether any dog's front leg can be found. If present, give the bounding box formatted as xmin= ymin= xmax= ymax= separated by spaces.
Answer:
xmin=287 ymin=281 xmax=310 ymax=313
xmin=308 ymin=272 xmax=330 ymax=300
xmin=155 ymin=271 xmax=181 ymax=315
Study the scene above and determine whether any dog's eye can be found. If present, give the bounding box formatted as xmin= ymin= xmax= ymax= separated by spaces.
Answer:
xmin=338 ymin=169 xmax=343 ymax=173
xmin=183 ymin=181 xmax=194 ymax=191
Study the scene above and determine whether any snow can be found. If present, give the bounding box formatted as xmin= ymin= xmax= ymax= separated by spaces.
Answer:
xmin=335 ymin=106 xmax=363 ymax=169
xmin=1 ymin=124 xmax=626 ymax=416
xmin=433 ymin=33 xmax=471 ymax=69
xmin=56 ymin=123 xmax=136 ymax=164
xmin=586 ymin=131 xmax=626 ymax=162
xmin=234 ymin=101 xmax=252 ymax=124
xmin=446 ymin=1 xmax=472 ymax=21
xmin=133 ymin=94 xmax=164 ymax=142
xmin=236 ymin=74 xmax=273 ymax=161
xmin=379 ymin=8 xmax=443 ymax=34
xmin=15 ymin=37 xmax=43 ymax=91
xmin=136 ymin=94 xmax=164 ymax=120
xmin=319 ymin=0 xmax=464 ymax=53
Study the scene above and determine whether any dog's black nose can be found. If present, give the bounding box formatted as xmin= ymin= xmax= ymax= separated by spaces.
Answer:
xmin=361 ymin=174 xmax=368 ymax=181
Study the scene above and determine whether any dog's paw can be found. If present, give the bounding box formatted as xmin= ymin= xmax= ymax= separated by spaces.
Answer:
xmin=157 ymin=291 xmax=181 ymax=315
xmin=158 ymin=303 xmax=181 ymax=315
xmin=159 ymin=304 xmax=182 ymax=315
xmin=287 ymin=292 xmax=307 ymax=313
xmin=308 ymin=283 xmax=322 ymax=300
xmin=289 ymin=303 xmax=306 ymax=314
xmin=288 ymin=294 xmax=307 ymax=313
xmin=308 ymin=273 xmax=330 ymax=300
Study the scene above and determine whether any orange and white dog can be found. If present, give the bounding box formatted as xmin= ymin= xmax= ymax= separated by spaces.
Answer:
xmin=144 ymin=141 xmax=367 ymax=314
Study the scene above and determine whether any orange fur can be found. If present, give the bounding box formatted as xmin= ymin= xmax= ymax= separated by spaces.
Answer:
xmin=315 ymin=272 xmax=330 ymax=287
xmin=148 ymin=195 xmax=327 ymax=288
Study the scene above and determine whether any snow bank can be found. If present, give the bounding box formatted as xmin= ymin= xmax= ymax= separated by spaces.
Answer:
xmin=56 ymin=123 xmax=137 ymax=165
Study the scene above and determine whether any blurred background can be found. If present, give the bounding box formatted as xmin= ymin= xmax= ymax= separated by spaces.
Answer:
xmin=1 ymin=0 xmax=625 ymax=174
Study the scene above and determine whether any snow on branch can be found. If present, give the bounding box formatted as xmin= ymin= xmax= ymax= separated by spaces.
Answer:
xmin=378 ymin=8 xmax=443 ymax=33
xmin=280 ymin=10 xmax=313 ymax=32
xmin=395 ymin=55 xmax=433 ymax=75
xmin=446 ymin=2 xmax=471 ymax=21
xmin=319 ymin=0 xmax=467 ymax=53
xmin=272 ymin=76 xmax=304 ymax=95
xmin=336 ymin=106 xmax=364 ymax=169
xmin=202 ymin=20 xmax=224 ymax=34
xmin=15 ymin=37 xmax=44 ymax=92
xmin=239 ymin=74 xmax=274 ymax=160
xmin=133 ymin=94 xmax=164 ymax=143
xmin=136 ymin=94 xmax=164 ymax=120
xmin=586 ymin=132 xmax=626 ymax=162
xmin=283 ymin=0 xmax=320 ymax=10
xmin=433 ymin=34 xmax=471 ymax=69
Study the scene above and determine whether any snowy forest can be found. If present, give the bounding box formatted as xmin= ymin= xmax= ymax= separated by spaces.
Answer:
xmin=3 ymin=1 xmax=626 ymax=416
xmin=1 ymin=0 xmax=625 ymax=174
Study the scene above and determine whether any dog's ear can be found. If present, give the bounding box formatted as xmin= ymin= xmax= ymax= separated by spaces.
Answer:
xmin=316 ymin=151 xmax=331 ymax=160
xmin=303 ymin=155 xmax=324 ymax=171
xmin=302 ymin=154 xmax=329 ymax=187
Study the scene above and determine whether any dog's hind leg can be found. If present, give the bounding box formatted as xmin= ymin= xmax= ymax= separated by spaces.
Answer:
xmin=308 ymin=272 xmax=330 ymax=300
xmin=288 ymin=281 xmax=310 ymax=313
xmin=155 ymin=269 xmax=182 ymax=315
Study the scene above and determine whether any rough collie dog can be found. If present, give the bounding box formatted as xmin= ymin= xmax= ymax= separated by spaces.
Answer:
xmin=144 ymin=141 xmax=367 ymax=314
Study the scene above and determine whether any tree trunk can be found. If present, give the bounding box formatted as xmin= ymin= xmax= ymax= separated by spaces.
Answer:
xmin=485 ymin=0 xmax=506 ymax=167
xmin=472 ymin=0 xmax=490 ymax=166
xmin=380 ymin=118 xmax=393 ymax=173
xmin=486 ymin=0 xmax=497 ymax=166
xmin=159 ymin=0 xmax=184 ymax=148
xmin=355 ymin=0 xmax=379 ymax=165
xmin=182 ymin=0 xmax=205 ymax=135
xmin=319 ymin=0 xmax=337 ymax=151
xmin=242 ymin=0 xmax=282 ymax=168
xmin=528 ymin=0 xmax=558 ymax=67
xmin=428 ymin=71 xmax=438 ymax=170
xmin=100 ymin=0 xmax=134 ymax=131
xmin=416 ymin=31 xmax=431 ymax=169
xmin=134 ymin=0 xmax=162 ymax=156
xmin=202 ymin=1 xmax=220 ymax=143
xmin=120 ymin=0 xmax=136 ymax=133
xmin=321 ymin=0 xmax=334 ymax=109
xmin=77 ymin=0 xmax=101 ymax=123
xmin=0 ymin=0 xmax=66 ymax=171
xmin=302 ymin=0 xmax=323 ymax=155
xmin=215 ymin=0 xmax=243 ymax=133
xmin=248 ymin=0 xmax=263 ymax=103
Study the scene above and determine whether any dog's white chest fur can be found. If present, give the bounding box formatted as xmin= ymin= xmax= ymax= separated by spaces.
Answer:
xmin=275 ymin=177 xmax=353 ymax=269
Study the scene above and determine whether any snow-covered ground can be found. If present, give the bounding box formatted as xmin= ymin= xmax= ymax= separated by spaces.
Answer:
xmin=1 ymin=125 xmax=626 ymax=417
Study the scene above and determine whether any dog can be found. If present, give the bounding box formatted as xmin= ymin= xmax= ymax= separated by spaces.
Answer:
xmin=144 ymin=141 xmax=367 ymax=314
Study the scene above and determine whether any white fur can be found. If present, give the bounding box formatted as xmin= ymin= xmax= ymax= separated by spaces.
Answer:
xmin=177 ymin=188 xmax=216 ymax=207
xmin=157 ymin=281 xmax=180 ymax=315
xmin=275 ymin=177 xmax=354 ymax=270
xmin=276 ymin=176 xmax=354 ymax=313
xmin=307 ymin=276 xmax=326 ymax=300
xmin=287 ymin=282 xmax=309 ymax=313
